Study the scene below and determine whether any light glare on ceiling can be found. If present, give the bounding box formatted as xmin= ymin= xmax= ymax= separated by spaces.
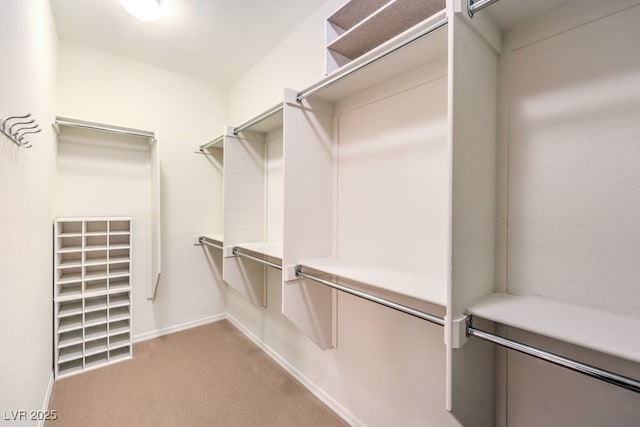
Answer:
xmin=121 ymin=0 xmax=162 ymax=22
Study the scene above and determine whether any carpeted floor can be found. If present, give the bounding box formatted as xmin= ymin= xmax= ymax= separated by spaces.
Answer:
xmin=47 ymin=320 xmax=348 ymax=426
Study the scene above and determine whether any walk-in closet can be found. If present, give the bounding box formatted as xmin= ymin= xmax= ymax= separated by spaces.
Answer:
xmin=1 ymin=0 xmax=639 ymax=425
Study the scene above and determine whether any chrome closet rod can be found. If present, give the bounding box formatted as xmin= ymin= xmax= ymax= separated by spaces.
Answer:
xmin=295 ymin=268 xmax=445 ymax=327
xmin=199 ymin=135 xmax=224 ymax=152
xmin=296 ymin=16 xmax=448 ymax=103
xmin=55 ymin=118 xmax=155 ymax=140
xmin=232 ymin=104 xmax=284 ymax=135
xmin=466 ymin=321 xmax=640 ymax=394
xmin=467 ymin=0 xmax=501 ymax=17
xmin=232 ymin=246 xmax=282 ymax=271
xmin=198 ymin=236 xmax=223 ymax=250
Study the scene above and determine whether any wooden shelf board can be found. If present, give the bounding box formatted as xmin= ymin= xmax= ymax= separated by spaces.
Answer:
xmin=468 ymin=293 xmax=640 ymax=364
xmin=299 ymin=257 xmax=446 ymax=307
xmin=328 ymin=0 xmax=445 ymax=60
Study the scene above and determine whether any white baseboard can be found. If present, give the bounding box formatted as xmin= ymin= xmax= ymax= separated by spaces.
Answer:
xmin=226 ymin=314 xmax=364 ymax=427
xmin=133 ymin=313 xmax=226 ymax=343
xmin=38 ymin=371 xmax=55 ymax=427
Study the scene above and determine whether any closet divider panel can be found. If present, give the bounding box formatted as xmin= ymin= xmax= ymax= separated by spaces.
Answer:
xmin=222 ymin=128 xmax=267 ymax=307
xmin=282 ymin=90 xmax=336 ymax=350
xmin=445 ymin=9 xmax=498 ymax=426
xmin=149 ymin=138 xmax=161 ymax=299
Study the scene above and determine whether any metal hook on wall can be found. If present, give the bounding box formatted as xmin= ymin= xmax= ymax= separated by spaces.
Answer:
xmin=0 ymin=113 xmax=42 ymax=148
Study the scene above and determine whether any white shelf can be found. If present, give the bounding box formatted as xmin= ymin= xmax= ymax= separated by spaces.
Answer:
xmin=84 ymin=338 xmax=108 ymax=357
xmin=201 ymin=233 xmax=223 ymax=247
xmin=58 ymin=330 xmax=83 ymax=349
xmin=84 ymin=324 xmax=108 ymax=342
xmin=58 ymin=345 xmax=83 ymax=363
xmin=236 ymin=242 xmax=283 ymax=262
xmin=327 ymin=0 xmax=445 ymax=61
xmin=468 ymin=293 xmax=640 ymax=364
xmin=109 ymin=333 xmax=130 ymax=350
xmin=57 ymin=300 xmax=83 ymax=318
xmin=109 ymin=320 xmax=129 ymax=336
xmin=315 ymin=11 xmax=447 ymax=102
xmin=299 ymin=257 xmax=446 ymax=307
xmin=58 ymin=315 xmax=83 ymax=333
xmin=109 ymin=293 xmax=130 ymax=308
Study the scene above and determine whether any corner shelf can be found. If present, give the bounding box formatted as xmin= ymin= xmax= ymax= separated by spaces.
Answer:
xmin=53 ymin=217 xmax=133 ymax=379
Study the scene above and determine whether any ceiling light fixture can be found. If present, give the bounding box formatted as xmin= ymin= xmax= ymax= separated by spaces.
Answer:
xmin=121 ymin=0 xmax=162 ymax=22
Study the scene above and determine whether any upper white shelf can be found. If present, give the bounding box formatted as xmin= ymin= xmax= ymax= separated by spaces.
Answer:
xmin=310 ymin=10 xmax=447 ymax=103
xmin=236 ymin=242 xmax=282 ymax=262
xmin=468 ymin=292 xmax=640 ymax=364
xmin=327 ymin=0 xmax=445 ymax=61
xmin=201 ymin=233 xmax=224 ymax=247
xmin=299 ymin=257 xmax=446 ymax=307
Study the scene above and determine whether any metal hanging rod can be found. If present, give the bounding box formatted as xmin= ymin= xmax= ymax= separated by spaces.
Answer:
xmin=232 ymin=104 xmax=283 ymax=136
xmin=198 ymin=236 xmax=223 ymax=250
xmin=466 ymin=317 xmax=640 ymax=394
xmin=0 ymin=113 xmax=41 ymax=148
xmin=467 ymin=0 xmax=501 ymax=17
xmin=232 ymin=246 xmax=282 ymax=271
xmin=295 ymin=267 xmax=445 ymax=327
xmin=296 ymin=16 xmax=448 ymax=103
xmin=199 ymin=135 xmax=224 ymax=152
xmin=55 ymin=117 xmax=155 ymax=141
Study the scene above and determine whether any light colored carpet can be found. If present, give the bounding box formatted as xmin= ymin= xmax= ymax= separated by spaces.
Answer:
xmin=47 ymin=320 xmax=348 ymax=426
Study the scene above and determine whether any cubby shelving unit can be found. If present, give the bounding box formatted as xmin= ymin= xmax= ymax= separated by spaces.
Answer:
xmin=54 ymin=217 xmax=133 ymax=378
xmin=222 ymin=105 xmax=284 ymax=307
xmin=325 ymin=0 xmax=445 ymax=74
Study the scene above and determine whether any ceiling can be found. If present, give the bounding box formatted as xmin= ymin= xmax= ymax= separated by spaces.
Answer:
xmin=50 ymin=0 xmax=328 ymax=85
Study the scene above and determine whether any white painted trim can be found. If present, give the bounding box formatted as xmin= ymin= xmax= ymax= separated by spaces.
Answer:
xmin=226 ymin=314 xmax=365 ymax=427
xmin=133 ymin=313 xmax=226 ymax=343
xmin=38 ymin=372 xmax=55 ymax=427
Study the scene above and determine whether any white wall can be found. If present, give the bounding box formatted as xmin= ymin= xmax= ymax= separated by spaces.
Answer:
xmin=56 ymin=42 xmax=228 ymax=337
xmin=227 ymin=2 xmax=460 ymax=426
xmin=0 ymin=0 xmax=58 ymax=421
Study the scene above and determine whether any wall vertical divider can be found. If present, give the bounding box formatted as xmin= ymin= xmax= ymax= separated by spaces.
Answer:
xmin=222 ymin=107 xmax=284 ymax=307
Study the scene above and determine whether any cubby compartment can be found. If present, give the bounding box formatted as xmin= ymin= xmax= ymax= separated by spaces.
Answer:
xmin=84 ymin=309 xmax=107 ymax=327
xmin=85 ymin=249 xmax=108 ymax=266
xmin=57 ymin=236 xmax=82 ymax=253
xmin=108 ymin=319 xmax=129 ymax=336
xmin=58 ymin=329 xmax=83 ymax=349
xmin=58 ymin=314 xmax=82 ymax=333
xmin=57 ymin=220 xmax=82 ymax=236
xmin=108 ymin=262 xmax=130 ymax=278
xmin=57 ymin=358 xmax=83 ymax=378
xmin=109 ymin=306 xmax=130 ymax=322
xmin=85 ymin=220 xmax=107 ymax=235
xmin=109 ymin=234 xmax=130 ymax=249
xmin=109 ymin=292 xmax=130 ymax=308
xmin=84 ymin=278 xmax=107 ymax=294
xmin=84 ymin=352 xmax=108 ymax=370
xmin=57 ymin=300 xmax=83 ymax=318
xmin=109 ymin=332 xmax=130 ymax=350
xmin=84 ymin=295 xmax=108 ymax=312
xmin=85 ymin=235 xmax=107 ymax=251
xmin=84 ymin=338 xmax=108 ymax=357
xmin=109 ymin=220 xmax=131 ymax=234
xmin=58 ymin=343 xmax=83 ymax=363
xmin=108 ymin=248 xmax=129 ymax=264
xmin=57 ymin=266 xmax=82 ymax=285
xmin=84 ymin=264 xmax=108 ymax=281
xmin=109 ymin=346 xmax=131 ymax=363
xmin=57 ymin=282 xmax=82 ymax=299
xmin=223 ymin=108 xmax=284 ymax=307
xmin=57 ymin=251 xmax=82 ymax=268
xmin=108 ymin=276 xmax=130 ymax=292
xmin=84 ymin=324 xmax=108 ymax=342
